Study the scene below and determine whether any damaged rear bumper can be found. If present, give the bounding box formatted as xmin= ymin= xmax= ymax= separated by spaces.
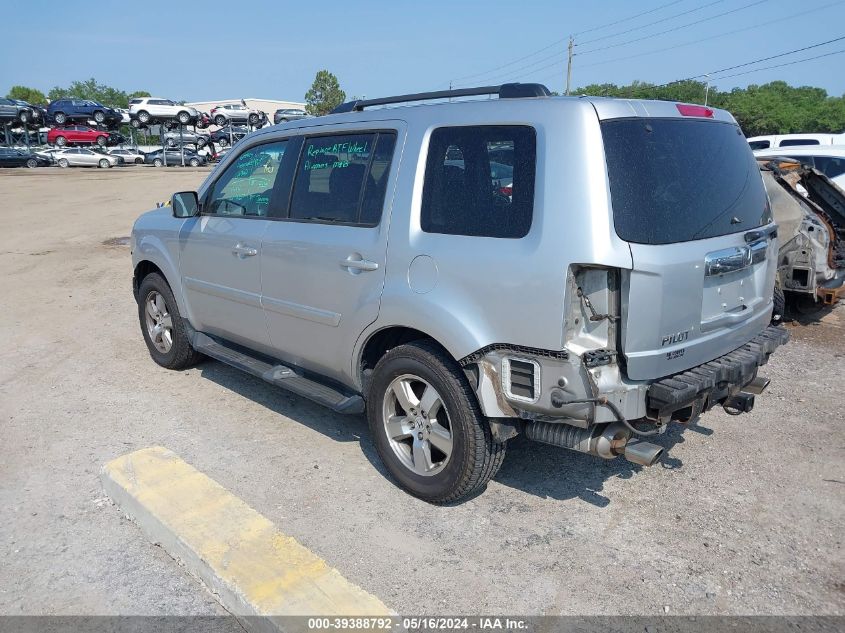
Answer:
xmin=646 ymin=325 xmax=789 ymax=424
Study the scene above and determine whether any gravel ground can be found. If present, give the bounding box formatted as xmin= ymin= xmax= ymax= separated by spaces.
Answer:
xmin=0 ymin=169 xmax=842 ymax=616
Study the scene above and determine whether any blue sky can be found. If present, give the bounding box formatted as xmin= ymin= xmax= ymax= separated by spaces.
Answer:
xmin=2 ymin=0 xmax=843 ymax=103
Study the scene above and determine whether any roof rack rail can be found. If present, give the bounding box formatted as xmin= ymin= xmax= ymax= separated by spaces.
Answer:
xmin=331 ymin=83 xmax=551 ymax=114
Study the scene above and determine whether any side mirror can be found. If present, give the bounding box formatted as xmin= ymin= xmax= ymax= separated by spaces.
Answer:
xmin=172 ymin=191 xmax=200 ymax=218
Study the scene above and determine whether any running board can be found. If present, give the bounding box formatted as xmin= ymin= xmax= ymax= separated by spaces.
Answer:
xmin=191 ymin=332 xmax=365 ymax=414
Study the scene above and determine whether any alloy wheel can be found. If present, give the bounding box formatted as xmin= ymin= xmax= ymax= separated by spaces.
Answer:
xmin=381 ymin=374 xmax=453 ymax=476
xmin=144 ymin=291 xmax=173 ymax=354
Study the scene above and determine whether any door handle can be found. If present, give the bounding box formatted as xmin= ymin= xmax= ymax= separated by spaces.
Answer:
xmin=340 ymin=255 xmax=379 ymax=272
xmin=232 ymin=243 xmax=258 ymax=258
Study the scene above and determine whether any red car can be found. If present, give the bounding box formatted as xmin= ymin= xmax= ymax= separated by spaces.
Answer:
xmin=47 ymin=125 xmax=122 ymax=148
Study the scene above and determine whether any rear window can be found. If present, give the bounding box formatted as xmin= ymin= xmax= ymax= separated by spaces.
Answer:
xmin=601 ymin=118 xmax=770 ymax=245
xmin=779 ymin=139 xmax=820 ymax=147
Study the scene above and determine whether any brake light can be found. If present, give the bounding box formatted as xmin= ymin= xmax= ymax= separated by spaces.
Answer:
xmin=676 ymin=103 xmax=714 ymax=118
xmin=499 ymin=186 xmax=513 ymax=196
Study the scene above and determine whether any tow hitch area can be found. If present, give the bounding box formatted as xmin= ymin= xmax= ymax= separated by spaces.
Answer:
xmin=646 ymin=325 xmax=789 ymax=424
xmin=723 ymin=392 xmax=755 ymax=415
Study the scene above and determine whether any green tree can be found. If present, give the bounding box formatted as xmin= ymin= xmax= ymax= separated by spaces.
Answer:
xmin=571 ymin=79 xmax=845 ymax=136
xmin=305 ymin=70 xmax=346 ymax=116
xmin=47 ymin=78 xmax=150 ymax=108
xmin=6 ymin=85 xmax=47 ymax=105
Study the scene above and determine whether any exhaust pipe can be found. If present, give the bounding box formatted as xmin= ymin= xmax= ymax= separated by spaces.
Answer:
xmin=525 ymin=421 xmax=665 ymax=467
xmin=623 ymin=439 xmax=665 ymax=467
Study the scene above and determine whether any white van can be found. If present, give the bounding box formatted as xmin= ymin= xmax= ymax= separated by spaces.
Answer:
xmin=748 ymin=133 xmax=845 ymax=150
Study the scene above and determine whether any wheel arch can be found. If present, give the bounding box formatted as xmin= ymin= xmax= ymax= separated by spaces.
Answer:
xmin=355 ymin=325 xmax=477 ymax=400
xmin=132 ymin=236 xmax=193 ymax=324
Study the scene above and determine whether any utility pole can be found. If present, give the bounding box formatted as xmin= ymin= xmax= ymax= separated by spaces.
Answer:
xmin=704 ymin=74 xmax=711 ymax=107
xmin=565 ymin=36 xmax=574 ymax=96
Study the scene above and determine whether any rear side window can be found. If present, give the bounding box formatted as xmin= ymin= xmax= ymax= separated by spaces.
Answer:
xmin=779 ymin=139 xmax=820 ymax=147
xmin=602 ymin=118 xmax=770 ymax=245
xmin=289 ymin=132 xmax=396 ymax=226
xmin=421 ymin=125 xmax=535 ymax=238
xmin=748 ymin=140 xmax=770 ymax=150
xmin=813 ymin=156 xmax=845 ymax=179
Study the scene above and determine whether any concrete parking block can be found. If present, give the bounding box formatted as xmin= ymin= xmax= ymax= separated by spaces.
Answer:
xmin=101 ymin=446 xmax=391 ymax=627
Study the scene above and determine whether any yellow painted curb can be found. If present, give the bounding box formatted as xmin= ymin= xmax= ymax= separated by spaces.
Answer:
xmin=101 ymin=446 xmax=391 ymax=620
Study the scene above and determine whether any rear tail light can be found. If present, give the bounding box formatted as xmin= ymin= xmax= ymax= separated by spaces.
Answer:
xmin=499 ymin=185 xmax=513 ymax=196
xmin=676 ymin=103 xmax=714 ymax=118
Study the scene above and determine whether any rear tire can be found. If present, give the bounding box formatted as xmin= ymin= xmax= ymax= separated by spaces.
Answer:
xmin=166 ymin=138 xmax=176 ymax=148
xmin=98 ymin=158 xmax=110 ymax=169
xmin=214 ymin=114 xmax=226 ymax=127
xmin=153 ymin=158 xmax=163 ymax=167
xmin=367 ymin=340 xmax=506 ymax=504
xmin=138 ymin=272 xmax=203 ymax=370
xmin=178 ymin=111 xmax=191 ymax=124
xmin=217 ymin=137 xmax=229 ymax=148
xmin=189 ymin=158 xmax=200 ymax=167
xmin=54 ymin=112 xmax=67 ymax=125
xmin=138 ymin=111 xmax=150 ymax=123
xmin=134 ymin=157 xmax=143 ymax=164
xmin=96 ymin=136 xmax=107 ymax=147
xmin=248 ymin=113 xmax=259 ymax=126
xmin=57 ymin=158 xmax=69 ymax=168
xmin=93 ymin=111 xmax=105 ymax=123
xmin=55 ymin=136 xmax=67 ymax=147
xmin=130 ymin=118 xmax=141 ymax=129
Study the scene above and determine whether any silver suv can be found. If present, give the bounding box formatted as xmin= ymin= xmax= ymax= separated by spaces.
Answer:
xmin=131 ymin=83 xmax=788 ymax=503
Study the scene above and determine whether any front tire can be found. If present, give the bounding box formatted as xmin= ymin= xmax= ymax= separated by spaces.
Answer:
xmin=26 ymin=158 xmax=37 ymax=168
xmin=214 ymin=114 xmax=227 ymax=127
xmin=93 ymin=110 xmax=105 ymax=123
xmin=367 ymin=340 xmax=506 ymax=504
xmin=57 ymin=158 xmax=69 ymax=168
xmin=55 ymin=136 xmax=67 ymax=147
xmin=177 ymin=111 xmax=191 ymax=124
xmin=138 ymin=111 xmax=150 ymax=123
xmin=189 ymin=158 xmax=200 ymax=167
xmin=153 ymin=158 xmax=163 ymax=167
xmin=54 ymin=112 xmax=67 ymax=125
xmin=217 ymin=137 xmax=229 ymax=148
xmin=96 ymin=135 xmax=107 ymax=147
xmin=138 ymin=273 xmax=203 ymax=370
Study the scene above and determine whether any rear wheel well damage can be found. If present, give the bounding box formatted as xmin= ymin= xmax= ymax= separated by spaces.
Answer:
xmin=359 ymin=326 xmax=477 ymax=395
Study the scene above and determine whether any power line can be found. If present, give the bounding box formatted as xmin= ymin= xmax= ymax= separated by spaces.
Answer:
xmin=707 ymin=34 xmax=845 ymax=76
xmin=623 ymin=36 xmax=845 ymax=95
xmin=713 ymin=47 xmax=845 ymax=80
xmin=575 ymin=0 xmax=845 ymax=71
xmin=578 ymin=0 xmax=725 ymax=46
xmin=447 ymin=0 xmax=707 ymax=87
xmin=575 ymin=0 xmax=685 ymax=36
xmin=577 ymin=0 xmax=768 ymax=55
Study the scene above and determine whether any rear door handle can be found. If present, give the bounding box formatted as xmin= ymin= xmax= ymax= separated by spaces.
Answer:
xmin=232 ymin=243 xmax=258 ymax=258
xmin=340 ymin=256 xmax=379 ymax=272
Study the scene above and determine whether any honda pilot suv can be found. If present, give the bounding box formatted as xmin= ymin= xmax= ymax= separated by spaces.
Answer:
xmin=131 ymin=83 xmax=788 ymax=503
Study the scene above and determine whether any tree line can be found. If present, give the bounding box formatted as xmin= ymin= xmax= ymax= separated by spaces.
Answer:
xmin=8 ymin=75 xmax=844 ymax=138
xmin=571 ymin=79 xmax=845 ymax=137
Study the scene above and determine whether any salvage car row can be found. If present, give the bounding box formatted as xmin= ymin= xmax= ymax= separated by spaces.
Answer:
xmin=0 ymin=145 xmax=210 ymax=168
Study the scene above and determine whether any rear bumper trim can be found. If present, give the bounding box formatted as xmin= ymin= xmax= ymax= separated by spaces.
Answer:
xmin=646 ymin=325 xmax=789 ymax=423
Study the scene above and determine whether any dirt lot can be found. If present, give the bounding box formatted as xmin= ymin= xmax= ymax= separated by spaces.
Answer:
xmin=0 ymin=168 xmax=842 ymax=616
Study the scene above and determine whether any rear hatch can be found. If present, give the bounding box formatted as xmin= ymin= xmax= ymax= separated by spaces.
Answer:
xmin=599 ymin=107 xmax=777 ymax=381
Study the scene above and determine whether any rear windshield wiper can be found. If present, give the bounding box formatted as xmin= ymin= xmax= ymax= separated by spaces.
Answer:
xmin=303 ymin=216 xmax=345 ymax=223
